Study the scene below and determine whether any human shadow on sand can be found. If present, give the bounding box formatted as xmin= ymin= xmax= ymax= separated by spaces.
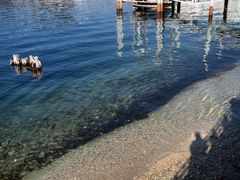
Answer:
xmin=174 ymin=98 xmax=240 ymax=179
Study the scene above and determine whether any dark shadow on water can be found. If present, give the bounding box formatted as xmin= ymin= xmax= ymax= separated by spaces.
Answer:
xmin=174 ymin=98 xmax=240 ymax=179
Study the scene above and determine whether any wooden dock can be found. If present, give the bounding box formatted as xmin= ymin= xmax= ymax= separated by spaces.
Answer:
xmin=116 ymin=0 xmax=229 ymax=22
xmin=125 ymin=0 xmax=172 ymax=9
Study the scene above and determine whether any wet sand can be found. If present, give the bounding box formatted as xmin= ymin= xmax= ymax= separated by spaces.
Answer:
xmin=24 ymin=64 xmax=240 ymax=180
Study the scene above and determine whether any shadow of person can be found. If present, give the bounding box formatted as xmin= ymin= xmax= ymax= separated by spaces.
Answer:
xmin=179 ymin=132 xmax=209 ymax=179
xmin=190 ymin=132 xmax=208 ymax=155
xmin=175 ymin=98 xmax=240 ymax=179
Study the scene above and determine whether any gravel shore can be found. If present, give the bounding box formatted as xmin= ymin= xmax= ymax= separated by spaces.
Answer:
xmin=24 ymin=64 xmax=240 ymax=180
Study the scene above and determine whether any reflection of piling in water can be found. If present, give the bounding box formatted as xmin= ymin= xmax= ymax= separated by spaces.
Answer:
xmin=115 ymin=2 xmax=235 ymax=67
xmin=154 ymin=18 xmax=164 ymax=65
xmin=132 ymin=13 xmax=149 ymax=57
xmin=116 ymin=14 xmax=124 ymax=57
xmin=116 ymin=0 xmax=231 ymax=23
xmin=174 ymin=23 xmax=180 ymax=49
xmin=132 ymin=15 xmax=138 ymax=56
xmin=119 ymin=11 xmax=183 ymax=64
xmin=202 ymin=23 xmax=212 ymax=72
xmin=217 ymin=35 xmax=224 ymax=59
xmin=216 ymin=38 xmax=223 ymax=60
xmin=168 ymin=20 xmax=180 ymax=63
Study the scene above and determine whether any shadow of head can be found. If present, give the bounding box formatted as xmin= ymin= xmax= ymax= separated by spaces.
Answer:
xmin=190 ymin=132 xmax=208 ymax=155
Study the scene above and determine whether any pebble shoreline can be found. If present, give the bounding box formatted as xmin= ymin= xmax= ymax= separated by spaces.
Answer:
xmin=24 ymin=64 xmax=240 ymax=180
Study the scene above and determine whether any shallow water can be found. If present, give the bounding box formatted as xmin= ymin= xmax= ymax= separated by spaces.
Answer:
xmin=0 ymin=0 xmax=240 ymax=179
xmin=24 ymin=58 xmax=240 ymax=180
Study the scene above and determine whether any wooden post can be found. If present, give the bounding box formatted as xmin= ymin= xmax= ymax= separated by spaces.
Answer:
xmin=171 ymin=1 xmax=175 ymax=17
xmin=177 ymin=2 xmax=181 ymax=14
xmin=223 ymin=0 xmax=229 ymax=22
xmin=116 ymin=0 xmax=123 ymax=12
xmin=157 ymin=0 xmax=164 ymax=14
xmin=208 ymin=0 xmax=213 ymax=22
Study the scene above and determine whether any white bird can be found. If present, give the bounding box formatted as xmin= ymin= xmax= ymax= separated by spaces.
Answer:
xmin=10 ymin=54 xmax=20 ymax=65
xmin=20 ymin=57 xmax=29 ymax=66
xmin=29 ymin=55 xmax=42 ymax=70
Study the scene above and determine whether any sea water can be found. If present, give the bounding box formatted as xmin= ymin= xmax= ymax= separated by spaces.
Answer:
xmin=0 ymin=0 xmax=239 ymax=179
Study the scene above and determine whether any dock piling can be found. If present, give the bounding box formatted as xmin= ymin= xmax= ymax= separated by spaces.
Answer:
xmin=171 ymin=1 xmax=175 ymax=17
xmin=177 ymin=2 xmax=181 ymax=14
xmin=223 ymin=0 xmax=229 ymax=22
xmin=208 ymin=0 xmax=214 ymax=22
xmin=157 ymin=0 xmax=164 ymax=13
xmin=116 ymin=0 xmax=123 ymax=13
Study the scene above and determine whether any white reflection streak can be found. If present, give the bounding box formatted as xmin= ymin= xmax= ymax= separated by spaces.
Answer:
xmin=169 ymin=20 xmax=181 ymax=63
xmin=117 ymin=16 xmax=124 ymax=57
xmin=229 ymin=0 xmax=240 ymax=20
xmin=137 ymin=21 xmax=143 ymax=46
xmin=175 ymin=22 xmax=180 ymax=49
xmin=132 ymin=16 xmax=145 ymax=57
xmin=153 ymin=18 xmax=163 ymax=65
xmin=217 ymin=35 xmax=223 ymax=59
xmin=202 ymin=24 xmax=212 ymax=72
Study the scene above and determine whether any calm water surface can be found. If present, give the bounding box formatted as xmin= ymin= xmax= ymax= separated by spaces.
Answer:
xmin=0 ymin=0 xmax=240 ymax=179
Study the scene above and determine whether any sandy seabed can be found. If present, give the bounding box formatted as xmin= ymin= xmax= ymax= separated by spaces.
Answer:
xmin=24 ymin=63 xmax=240 ymax=180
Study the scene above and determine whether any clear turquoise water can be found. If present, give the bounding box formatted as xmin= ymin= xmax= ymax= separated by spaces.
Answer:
xmin=0 ymin=0 xmax=240 ymax=179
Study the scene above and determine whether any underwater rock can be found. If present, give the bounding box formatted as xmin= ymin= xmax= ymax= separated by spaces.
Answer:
xmin=7 ymin=150 xmax=14 ymax=157
xmin=38 ymin=152 xmax=45 ymax=159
